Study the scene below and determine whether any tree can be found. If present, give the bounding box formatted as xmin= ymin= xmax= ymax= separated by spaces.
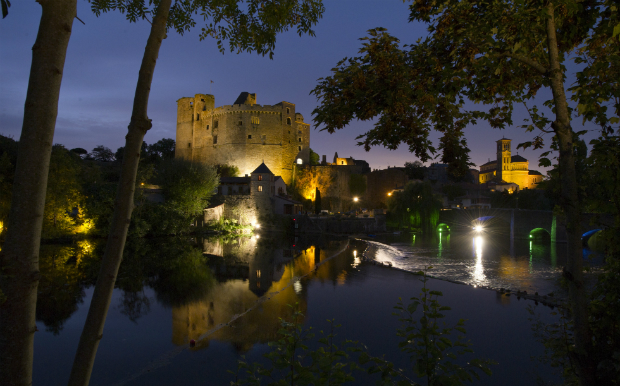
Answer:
xmin=216 ymin=163 xmax=240 ymax=178
xmin=311 ymin=2 xmax=618 ymax=383
xmin=70 ymin=148 xmax=88 ymax=158
xmin=90 ymin=145 xmax=115 ymax=162
xmin=0 ymin=1 xmax=78 ymax=384
xmin=156 ymin=158 xmax=219 ymax=217
xmin=69 ymin=2 xmax=325 ymax=384
xmin=404 ymin=160 xmax=426 ymax=180
xmin=314 ymin=187 xmax=321 ymax=215
xmin=147 ymin=138 xmax=175 ymax=162
xmin=387 ymin=181 xmax=441 ymax=234
xmin=309 ymin=148 xmax=320 ymax=165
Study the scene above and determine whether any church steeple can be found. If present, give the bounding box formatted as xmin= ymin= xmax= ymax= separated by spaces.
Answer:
xmin=496 ymin=138 xmax=512 ymax=181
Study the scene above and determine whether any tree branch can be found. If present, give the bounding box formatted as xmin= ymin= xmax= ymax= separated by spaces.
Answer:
xmin=502 ymin=52 xmax=549 ymax=75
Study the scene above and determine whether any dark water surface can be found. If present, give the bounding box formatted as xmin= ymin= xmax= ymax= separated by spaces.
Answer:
xmin=33 ymin=234 xmax=564 ymax=385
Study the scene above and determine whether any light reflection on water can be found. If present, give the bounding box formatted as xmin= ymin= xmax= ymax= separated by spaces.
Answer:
xmin=364 ymin=231 xmax=600 ymax=295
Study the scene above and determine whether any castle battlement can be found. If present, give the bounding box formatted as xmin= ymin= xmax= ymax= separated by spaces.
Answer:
xmin=175 ymin=92 xmax=310 ymax=185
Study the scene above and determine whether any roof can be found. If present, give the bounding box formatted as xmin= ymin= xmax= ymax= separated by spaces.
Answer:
xmin=274 ymin=176 xmax=282 ymax=182
xmin=251 ymin=162 xmax=273 ymax=175
xmin=481 ymin=160 xmax=496 ymax=166
xmin=511 ymin=155 xmax=528 ymax=163
xmin=528 ymin=170 xmax=542 ymax=175
xmin=497 ymin=138 xmax=512 ymax=141
xmin=233 ymin=92 xmax=252 ymax=105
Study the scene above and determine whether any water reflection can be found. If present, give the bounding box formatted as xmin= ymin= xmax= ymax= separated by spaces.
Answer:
xmin=472 ymin=236 xmax=486 ymax=284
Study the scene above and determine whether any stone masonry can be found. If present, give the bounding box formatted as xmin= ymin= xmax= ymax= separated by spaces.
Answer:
xmin=176 ymin=92 xmax=310 ymax=185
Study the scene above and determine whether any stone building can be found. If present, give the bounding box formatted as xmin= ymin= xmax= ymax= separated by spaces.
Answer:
xmin=176 ymin=92 xmax=310 ymax=185
xmin=479 ymin=138 xmax=543 ymax=190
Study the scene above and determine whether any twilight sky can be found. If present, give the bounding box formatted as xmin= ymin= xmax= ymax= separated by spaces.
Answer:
xmin=0 ymin=1 xmax=601 ymax=173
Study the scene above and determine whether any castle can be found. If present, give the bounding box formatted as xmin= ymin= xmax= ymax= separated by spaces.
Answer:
xmin=479 ymin=138 xmax=543 ymax=190
xmin=175 ymin=92 xmax=310 ymax=185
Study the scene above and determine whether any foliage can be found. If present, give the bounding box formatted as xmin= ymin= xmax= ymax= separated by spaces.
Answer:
xmin=394 ymin=268 xmax=495 ymax=385
xmin=314 ymin=188 xmax=321 ymax=215
xmin=348 ymin=174 xmax=366 ymax=197
xmin=309 ymin=148 xmax=320 ymax=165
xmin=42 ymin=145 xmax=85 ymax=238
xmin=156 ymin=158 xmax=219 ymax=218
xmin=230 ymin=306 xmax=360 ymax=385
xmin=489 ymin=189 xmax=554 ymax=211
xmin=294 ymin=166 xmax=335 ymax=202
xmin=584 ymin=135 xmax=620 ymax=214
xmin=70 ymin=148 xmax=88 ymax=158
xmin=90 ymin=0 xmax=325 ymax=59
xmin=217 ymin=163 xmax=241 ymax=178
xmin=404 ymin=161 xmax=425 ymax=180
xmin=387 ymin=181 xmax=441 ymax=234
xmin=0 ymin=135 xmax=18 ymax=230
xmin=89 ymin=145 xmax=115 ymax=162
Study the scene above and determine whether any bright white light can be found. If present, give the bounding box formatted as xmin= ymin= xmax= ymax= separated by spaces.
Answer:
xmin=254 ymin=223 xmax=260 ymax=229
xmin=255 ymin=235 xmax=260 ymax=239
xmin=474 ymin=225 xmax=482 ymax=232
xmin=353 ymin=197 xmax=359 ymax=202
xmin=293 ymin=280 xmax=302 ymax=294
xmin=296 ymin=158 xmax=302 ymax=164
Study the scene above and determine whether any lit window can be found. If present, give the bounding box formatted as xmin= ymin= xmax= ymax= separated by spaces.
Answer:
xmin=297 ymin=158 xmax=302 ymax=165
xmin=258 ymin=185 xmax=263 ymax=192
xmin=258 ymin=175 xmax=262 ymax=181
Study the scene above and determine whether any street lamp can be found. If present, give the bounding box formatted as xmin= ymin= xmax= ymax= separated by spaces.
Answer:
xmin=353 ymin=197 xmax=359 ymax=202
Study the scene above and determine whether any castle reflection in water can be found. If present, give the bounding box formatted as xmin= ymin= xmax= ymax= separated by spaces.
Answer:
xmin=171 ymin=235 xmax=353 ymax=352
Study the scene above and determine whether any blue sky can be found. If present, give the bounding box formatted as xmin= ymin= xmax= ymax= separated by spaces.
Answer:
xmin=0 ymin=0 xmax=602 ymax=173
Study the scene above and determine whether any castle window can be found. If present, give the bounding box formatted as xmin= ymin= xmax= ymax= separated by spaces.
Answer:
xmin=188 ymin=142 xmax=191 ymax=148
xmin=286 ymin=107 xmax=290 ymax=114
xmin=201 ymin=98 xmax=204 ymax=102
xmin=287 ymin=117 xmax=291 ymax=125
xmin=238 ymin=120 xmax=243 ymax=126
xmin=214 ymin=120 xmax=218 ymax=128
xmin=258 ymin=175 xmax=262 ymax=181
xmin=288 ymin=130 xmax=291 ymax=134
xmin=213 ymin=136 xmax=217 ymax=144
xmin=298 ymin=138 xmax=302 ymax=142
xmin=197 ymin=113 xmax=200 ymax=120
xmin=341 ymin=161 xmax=344 ymax=165
xmin=251 ymin=116 xmax=259 ymax=124
xmin=258 ymin=186 xmax=263 ymax=192
xmin=248 ymin=135 xmax=252 ymax=139
xmin=298 ymin=146 xmax=302 ymax=151
xmin=206 ymin=125 xmax=209 ymax=130
xmin=190 ymin=102 xmax=193 ymax=106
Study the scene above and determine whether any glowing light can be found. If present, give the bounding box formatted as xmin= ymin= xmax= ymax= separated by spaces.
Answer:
xmin=473 ymin=236 xmax=485 ymax=283
xmin=353 ymin=250 xmax=357 ymax=257
xmin=388 ymin=192 xmax=392 ymax=196
xmin=353 ymin=197 xmax=359 ymax=202
xmin=474 ymin=225 xmax=483 ymax=232
xmin=254 ymin=223 xmax=260 ymax=229
xmin=296 ymin=158 xmax=303 ymax=165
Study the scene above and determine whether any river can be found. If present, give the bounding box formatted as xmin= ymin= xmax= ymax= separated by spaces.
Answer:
xmin=30 ymin=232 xmax=582 ymax=385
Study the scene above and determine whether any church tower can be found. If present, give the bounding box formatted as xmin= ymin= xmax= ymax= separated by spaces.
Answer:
xmin=496 ymin=138 xmax=511 ymax=181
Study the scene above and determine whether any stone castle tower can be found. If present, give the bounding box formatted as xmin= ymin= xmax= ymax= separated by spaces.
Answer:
xmin=175 ymin=92 xmax=310 ymax=184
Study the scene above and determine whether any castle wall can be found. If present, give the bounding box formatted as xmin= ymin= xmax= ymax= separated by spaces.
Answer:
xmin=176 ymin=94 xmax=310 ymax=185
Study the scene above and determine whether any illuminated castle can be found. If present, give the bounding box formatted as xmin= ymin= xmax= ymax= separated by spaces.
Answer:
xmin=175 ymin=92 xmax=310 ymax=185
xmin=479 ymin=138 xmax=543 ymax=190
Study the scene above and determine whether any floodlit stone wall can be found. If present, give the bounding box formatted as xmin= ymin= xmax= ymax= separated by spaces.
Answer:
xmin=176 ymin=93 xmax=310 ymax=185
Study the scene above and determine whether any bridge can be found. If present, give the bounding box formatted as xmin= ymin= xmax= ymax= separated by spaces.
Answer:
xmin=438 ymin=208 xmax=614 ymax=243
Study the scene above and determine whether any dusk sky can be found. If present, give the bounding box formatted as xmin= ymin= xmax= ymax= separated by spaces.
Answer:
xmin=0 ymin=1 xmax=602 ymax=173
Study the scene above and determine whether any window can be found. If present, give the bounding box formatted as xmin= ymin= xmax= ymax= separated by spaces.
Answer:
xmin=214 ymin=120 xmax=218 ymax=128
xmin=206 ymin=124 xmax=209 ymax=130
xmin=288 ymin=130 xmax=290 ymax=134
xmin=286 ymin=107 xmax=290 ymax=114
xmin=248 ymin=135 xmax=252 ymax=139
xmin=201 ymin=98 xmax=204 ymax=102
xmin=188 ymin=142 xmax=191 ymax=148
xmin=287 ymin=117 xmax=291 ymax=125
xmin=190 ymin=102 xmax=193 ymax=107
xmin=298 ymin=146 xmax=302 ymax=151
xmin=258 ymin=185 xmax=263 ymax=192
xmin=238 ymin=120 xmax=243 ymax=126
xmin=298 ymin=138 xmax=302 ymax=142
xmin=258 ymin=175 xmax=262 ymax=181
xmin=196 ymin=113 xmax=200 ymax=120
xmin=213 ymin=136 xmax=217 ymax=144
xmin=251 ymin=116 xmax=259 ymax=124
xmin=341 ymin=161 xmax=344 ymax=165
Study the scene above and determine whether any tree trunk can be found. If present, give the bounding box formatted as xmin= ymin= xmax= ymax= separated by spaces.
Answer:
xmin=0 ymin=1 xmax=77 ymax=385
xmin=545 ymin=4 xmax=595 ymax=385
xmin=67 ymin=1 xmax=171 ymax=385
